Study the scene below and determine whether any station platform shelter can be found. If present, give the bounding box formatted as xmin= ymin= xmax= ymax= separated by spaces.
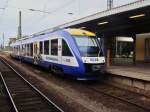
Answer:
xmin=106 ymin=33 xmax=150 ymax=65
xmin=36 ymin=0 xmax=150 ymax=89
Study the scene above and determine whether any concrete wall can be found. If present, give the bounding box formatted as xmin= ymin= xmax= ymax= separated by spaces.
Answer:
xmin=136 ymin=37 xmax=145 ymax=61
xmin=107 ymin=75 xmax=150 ymax=92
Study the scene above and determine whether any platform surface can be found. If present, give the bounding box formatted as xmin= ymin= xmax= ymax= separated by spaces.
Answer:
xmin=107 ymin=64 xmax=150 ymax=82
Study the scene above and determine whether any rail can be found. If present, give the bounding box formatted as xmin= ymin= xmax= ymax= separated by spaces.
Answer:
xmin=0 ymin=57 xmax=64 ymax=112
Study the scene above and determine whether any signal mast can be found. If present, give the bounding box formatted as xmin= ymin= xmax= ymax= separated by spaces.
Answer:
xmin=107 ymin=0 xmax=113 ymax=9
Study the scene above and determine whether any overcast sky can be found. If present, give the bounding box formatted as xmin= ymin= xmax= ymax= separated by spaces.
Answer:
xmin=0 ymin=0 xmax=137 ymax=45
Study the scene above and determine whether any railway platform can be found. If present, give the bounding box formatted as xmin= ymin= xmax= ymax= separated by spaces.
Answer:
xmin=106 ymin=63 xmax=150 ymax=91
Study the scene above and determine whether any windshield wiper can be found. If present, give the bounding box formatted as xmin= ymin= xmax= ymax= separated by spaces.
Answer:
xmin=95 ymin=36 xmax=103 ymax=57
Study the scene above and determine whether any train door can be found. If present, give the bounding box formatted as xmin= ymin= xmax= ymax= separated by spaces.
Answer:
xmin=58 ymin=38 xmax=62 ymax=64
xmin=145 ymin=38 xmax=150 ymax=60
xmin=33 ymin=42 xmax=38 ymax=64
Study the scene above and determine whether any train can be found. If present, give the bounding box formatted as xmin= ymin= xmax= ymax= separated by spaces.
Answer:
xmin=10 ymin=28 xmax=106 ymax=80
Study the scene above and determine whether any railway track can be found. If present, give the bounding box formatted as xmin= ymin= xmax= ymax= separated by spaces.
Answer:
xmin=88 ymin=84 xmax=150 ymax=112
xmin=0 ymin=77 xmax=13 ymax=112
xmin=0 ymin=57 xmax=64 ymax=112
xmin=1 ymin=55 xmax=150 ymax=112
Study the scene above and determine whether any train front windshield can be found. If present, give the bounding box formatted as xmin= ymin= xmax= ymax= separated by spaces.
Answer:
xmin=73 ymin=36 xmax=103 ymax=57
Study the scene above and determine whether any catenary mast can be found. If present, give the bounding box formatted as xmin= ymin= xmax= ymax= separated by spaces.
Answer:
xmin=107 ymin=0 xmax=113 ymax=9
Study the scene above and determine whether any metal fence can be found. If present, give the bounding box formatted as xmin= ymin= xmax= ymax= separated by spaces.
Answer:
xmin=111 ymin=57 xmax=133 ymax=65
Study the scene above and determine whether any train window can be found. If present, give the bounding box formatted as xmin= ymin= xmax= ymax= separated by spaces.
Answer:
xmin=40 ymin=41 xmax=43 ymax=54
xmin=14 ymin=46 xmax=16 ymax=53
xmin=27 ymin=44 xmax=30 ymax=56
xmin=16 ymin=46 xmax=18 ymax=52
xmin=25 ymin=44 xmax=27 ymax=56
xmin=30 ymin=43 xmax=33 ymax=56
xmin=18 ymin=46 xmax=20 ymax=53
xmin=15 ymin=46 xmax=17 ymax=53
xmin=51 ymin=39 xmax=58 ymax=55
xmin=62 ymin=39 xmax=73 ymax=56
xmin=17 ymin=45 xmax=19 ymax=53
xmin=44 ymin=40 xmax=49 ymax=55
xmin=22 ymin=45 xmax=25 ymax=56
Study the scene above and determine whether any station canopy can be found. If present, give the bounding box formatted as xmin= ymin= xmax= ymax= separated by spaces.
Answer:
xmin=56 ymin=0 xmax=150 ymax=37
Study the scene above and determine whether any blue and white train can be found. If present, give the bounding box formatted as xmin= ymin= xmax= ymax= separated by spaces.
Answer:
xmin=10 ymin=28 xmax=105 ymax=80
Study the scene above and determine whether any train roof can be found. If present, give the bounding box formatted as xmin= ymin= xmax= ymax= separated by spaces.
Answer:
xmin=11 ymin=28 xmax=96 ymax=46
xmin=65 ymin=28 xmax=95 ymax=36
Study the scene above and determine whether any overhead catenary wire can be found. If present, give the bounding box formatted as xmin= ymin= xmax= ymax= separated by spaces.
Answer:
xmin=1 ymin=0 xmax=83 ymax=44
xmin=1 ymin=0 xmax=76 ymax=29
xmin=26 ymin=0 xmax=76 ymax=35
xmin=4 ymin=0 xmax=75 ymax=14
xmin=0 ymin=0 xmax=77 ymax=45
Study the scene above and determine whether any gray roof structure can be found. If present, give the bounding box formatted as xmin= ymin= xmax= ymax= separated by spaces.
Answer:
xmin=34 ymin=0 xmax=150 ymax=37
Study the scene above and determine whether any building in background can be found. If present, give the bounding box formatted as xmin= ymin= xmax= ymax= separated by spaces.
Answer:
xmin=8 ymin=38 xmax=17 ymax=46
